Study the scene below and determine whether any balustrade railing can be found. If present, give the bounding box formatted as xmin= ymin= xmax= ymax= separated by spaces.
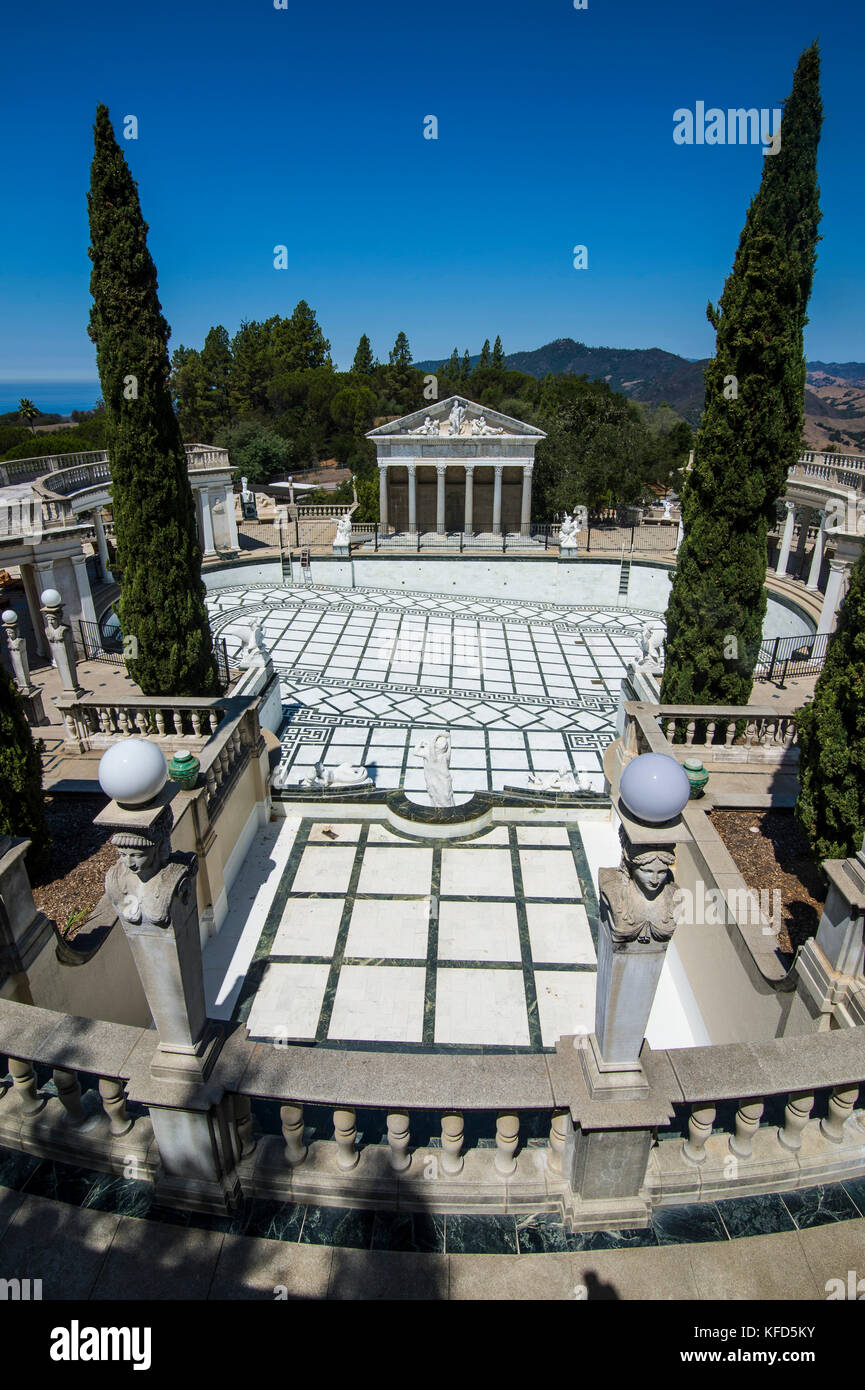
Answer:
xmin=57 ymin=694 xmax=227 ymax=750
xmin=623 ymin=700 xmax=799 ymax=764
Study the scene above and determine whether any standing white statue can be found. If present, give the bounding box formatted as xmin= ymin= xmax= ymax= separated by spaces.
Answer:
xmin=334 ymin=515 xmax=352 ymax=549
xmin=637 ymin=620 xmax=666 ymax=672
xmin=662 ymin=498 xmax=673 ymax=521
xmin=413 ymin=735 xmax=454 ymax=808
xmin=448 ymin=399 xmax=466 ymax=437
xmin=558 ymin=506 xmax=586 ymax=550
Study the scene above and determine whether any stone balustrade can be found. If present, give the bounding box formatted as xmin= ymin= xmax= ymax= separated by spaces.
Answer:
xmin=0 ymin=995 xmax=862 ymax=1223
xmin=54 ymin=692 xmax=228 ymax=752
xmin=623 ymin=701 xmax=799 ymax=766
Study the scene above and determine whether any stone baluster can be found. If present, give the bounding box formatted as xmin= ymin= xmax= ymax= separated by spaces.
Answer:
xmin=233 ymin=1094 xmax=256 ymax=1158
xmin=745 ymin=720 xmax=758 ymax=746
xmin=205 ymin=764 xmax=218 ymax=800
xmin=664 ymin=718 xmax=675 ymax=740
xmin=820 ymin=1085 xmax=859 ymax=1144
xmin=135 ymin=710 xmax=149 ymax=737
xmin=724 ymin=721 xmax=736 ymax=746
xmin=8 ymin=1057 xmax=46 ymax=1115
xmin=154 ymin=709 xmax=166 ymax=737
xmin=547 ymin=1111 xmax=569 ymax=1174
xmin=116 ymin=707 xmax=130 ymax=735
xmin=705 ymin=721 xmax=716 ymax=745
xmin=334 ymin=1107 xmax=359 ymax=1170
xmin=191 ymin=709 xmax=203 ymax=738
xmin=683 ymin=1103 xmax=715 ymax=1164
xmin=685 ymin=720 xmax=696 ymax=745
xmin=494 ymin=1113 xmax=519 ymax=1176
xmin=440 ymin=1112 xmax=464 ymax=1175
xmin=386 ymin=1111 xmax=411 ymax=1172
xmin=778 ymin=1091 xmax=813 ymax=1152
xmin=729 ymin=1098 xmax=764 ymax=1159
xmin=53 ymin=1067 xmax=85 ymax=1126
xmin=280 ymin=1103 xmax=308 ymax=1166
xmin=98 ymin=1077 xmax=133 ymax=1136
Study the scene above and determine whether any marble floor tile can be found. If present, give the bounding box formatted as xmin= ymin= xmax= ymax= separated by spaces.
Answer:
xmin=519 ymin=849 xmax=583 ymax=899
xmin=271 ymin=897 xmax=345 ymax=957
xmin=292 ymin=845 xmax=357 ymax=895
xmin=526 ymin=903 xmax=595 ymax=964
xmin=345 ymin=897 xmax=430 ymax=960
xmin=440 ymin=847 xmax=515 ymax=898
xmin=534 ymin=970 xmax=596 ymax=1046
xmin=356 ymin=846 xmax=433 ymax=896
xmin=515 ymin=826 xmax=572 ymax=846
xmin=437 ymin=900 xmax=522 ymax=962
xmin=328 ymin=965 xmax=426 ymax=1042
xmin=246 ymin=962 xmax=330 ymax=1040
xmin=435 ymin=967 xmax=530 ymax=1045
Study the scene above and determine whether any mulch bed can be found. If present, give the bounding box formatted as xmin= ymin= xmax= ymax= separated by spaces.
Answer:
xmin=31 ymin=795 xmax=114 ymax=937
xmin=710 ymin=809 xmax=826 ymax=957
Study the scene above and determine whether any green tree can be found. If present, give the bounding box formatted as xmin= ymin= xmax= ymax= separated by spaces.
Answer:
xmin=200 ymin=325 xmax=233 ymax=433
xmin=170 ymin=345 xmax=208 ymax=438
xmin=87 ymin=104 xmax=218 ymax=696
xmin=383 ymin=332 xmax=419 ymax=411
xmin=478 ymin=339 xmax=492 ymax=370
xmin=795 ymin=549 xmax=865 ymax=860
xmin=230 ymin=318 xmax=276 ymax=416
xmin=0 ymin=663 xmax=50 ymax=874
xmin=18 ymin=399 xmax=38 ymax=434
xmin=461 ymin=349 xmax=471 ymax=381
xmin=352 ymin=333 xmax=376 ymax=375
xmin=535 ymin=385 xmax=651 ymax=513
xmin=660 ymin=44 xmax=823 ymax=706
xmin=274 ymin=300 xmax=331 ymax=373
xmin=492 ymin=335 xmax=505 ymax=369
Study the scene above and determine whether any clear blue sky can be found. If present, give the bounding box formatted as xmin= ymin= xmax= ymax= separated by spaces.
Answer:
xmin=1 ymin=0 xmax=862 ymax=380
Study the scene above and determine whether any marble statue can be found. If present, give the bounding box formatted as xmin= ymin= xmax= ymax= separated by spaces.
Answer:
xmin=558 ymin=506 xmax=586 ymax=550
xmin=471 ymin=415 xmax=504 ymax=437
xmin=334 ymin=515 xmax=353 ymax=548
xmin=241 ymin=620 xmax=269 ymax=667
xmin=240 ymin=476 xmax=258 ymax=520
xmin=662 ymin=498 xmax=673 ymax=520
xmin=298 ymin=759 xmax=372 ymax=790
xmin=448 ymin=399 xmax=466 ymax=437
xmin=413 ymin=734 xmax=454 ymax=808
xmin=412 ymin=416 xmax=439 ymax=436
xmin=636 ymin=620 xmax=666 ymax=672
xmin=526 ymin=766 xmax=589 ymax=793
xmin=598 ymin=827 xmax=677 ymax=944
xmin=105 ymin=811 xmax=196 ymax=934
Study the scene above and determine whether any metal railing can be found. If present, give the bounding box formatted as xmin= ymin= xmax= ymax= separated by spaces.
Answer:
xmin=755 ymin=631 xmax=830 ymax=682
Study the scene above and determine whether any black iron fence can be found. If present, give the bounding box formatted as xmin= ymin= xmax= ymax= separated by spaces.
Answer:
xmin=345 ymin=518 xmax=678 ymax=554
xmin=754 ymin=631 xmax=830 ymax=682
xmin=77 ymin=620 xmax=232 ymax=692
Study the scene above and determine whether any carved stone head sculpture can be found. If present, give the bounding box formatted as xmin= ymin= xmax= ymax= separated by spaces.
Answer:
xmin=598 ymin=825 xmax=677 ymax=944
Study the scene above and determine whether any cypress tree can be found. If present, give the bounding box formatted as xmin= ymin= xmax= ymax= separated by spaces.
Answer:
xmin=478 ymin=338 xmax=492 ymax=370
xmin=352 ymin=333 xmax=375 ymax=374
xmin=0 ymin=664 xmax=50 ymax=873
xmin=87 ymin=104 xmax=218 ymax=696
xmin=492 ymin=335 xmax=505 ymax=369
xmin=795 ymin=550 xmax=865 ymax=860
xmin=660 ymin=45 xmax=822 ymax=706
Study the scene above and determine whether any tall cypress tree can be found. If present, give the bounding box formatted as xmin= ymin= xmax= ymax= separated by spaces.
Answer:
xmin=492 ymin=335 xmax=505 ymax=369
xmin=660 ymin=45 xmax=822 ymax=706
xmin=87 ymin=105 xmax=218 ymax=696
xmin=352 ymin=333 xmax=375 ymax=375
xmin=0 ymin=665 xmax=50 ymax=873
xmin=795 ymin=549 xmax=865 ymax=860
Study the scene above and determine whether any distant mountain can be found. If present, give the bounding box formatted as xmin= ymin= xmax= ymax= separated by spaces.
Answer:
xmin=415 ymin=338 xmax=865 ymax=449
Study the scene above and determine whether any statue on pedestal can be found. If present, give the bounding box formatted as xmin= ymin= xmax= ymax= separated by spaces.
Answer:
xmin=240 ymin=476 xmax=258 ymax=520
xmin=240 ymin=619 xmax=270 ymax=668
xmin=413 ymin=734 xmax=454 ymax=807
xmin=105 ymin=808 xmax=197 ymax=935
xmin=333 ymin=515 xmax=352 ymax=550
xmin=636 ymin=620 xmax=666 ymax=673
xmin=598 ymin=827 xmax=677 ymax=944
xmin=558 ymin=506 xmax=587 ymax=550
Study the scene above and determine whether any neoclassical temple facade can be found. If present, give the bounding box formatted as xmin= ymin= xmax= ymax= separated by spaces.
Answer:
xmin=367 ymin=397 xmax=545 ymax=534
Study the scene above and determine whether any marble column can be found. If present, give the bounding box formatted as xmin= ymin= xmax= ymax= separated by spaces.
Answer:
xmin=199 ymin=490 xmax=217 ymax=557
xmin=775 ymin=499 xmax=796 ymax=576
xmin=378 ymin=464 xmax=389 ymax=530
xmin=492 ymin=464 xmax=504 ymax=535
xmin=436 ymin=464 xmax=446 ymax=535
xmin=520 ymin=464 xmax=533 ymax=536
xmin=806 ymin=510 xmax=826 ymax=590
xmin=92 ymin=510 xmax=114 ymax=584
xmin=464 ymin=465 xmax=475 ymax=537
xmin=70 ymin=554 xmax=98 ymax=627
xmin=816 ymin=560 xmax=850 ymax=637
xmin=407 ymin=464 xmax=417 ymax=533
xmin=794 ymin=505 xmax=813 ymax=577
xmin=224 ymin=485 xmax=240 ymax=551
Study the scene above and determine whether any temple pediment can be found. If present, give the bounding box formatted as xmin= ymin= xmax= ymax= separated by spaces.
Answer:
xmin=366 ymin=397 xmax=545 ymax=441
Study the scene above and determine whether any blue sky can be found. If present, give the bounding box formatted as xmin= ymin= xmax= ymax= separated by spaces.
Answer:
xmin=1 ymin=0 xmax=863 ymax=381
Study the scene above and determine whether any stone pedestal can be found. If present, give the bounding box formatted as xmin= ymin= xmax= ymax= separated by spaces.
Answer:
xmin=794 ymin=843 xmax=865 ymax=1027
xmin=2 ymin=609 xmax=46 ymax=723
xmin=41 ymin=592 xmax=84 ymax=698
xmin=0 ymin=835 xmax=53 ymax=984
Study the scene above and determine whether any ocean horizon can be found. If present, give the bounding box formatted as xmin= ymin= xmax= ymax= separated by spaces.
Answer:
xmin=0 ymin=380 xmax=102 ymax=416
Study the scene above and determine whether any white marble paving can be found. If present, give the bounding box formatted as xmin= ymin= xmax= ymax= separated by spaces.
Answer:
xmin=271 ymin=897 xmax=344 ymax=957
xmin=247 ymin=962 xmax=330 ymax=1040
xmin=525 ymin=903 xmax=596 ymax=965
xmin=437 ymin=901 xmax=522 ymax=962
xmin=519 ymin=849 xmax=583 ymax=900
xmin=345 ymin=897 xmax=430 ymax=960
xmin=292 ymin=845 xmax=356 ymax=894
xmin=355 ymin=846 xmax=433 ymax=896
xmin=435 ymin=968 xmax=530 ymax=1046
xmin=534 ymin=970 xmax=596 ymax=1047
xmin=439 ymin=847 xmax=515 ymax=898
xmin=328 ymin=965 xmax=426 ymax=1042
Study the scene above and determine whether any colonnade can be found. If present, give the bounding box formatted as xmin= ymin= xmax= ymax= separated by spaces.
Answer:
xmin=378 ymin=461 xmax=534 ymax=536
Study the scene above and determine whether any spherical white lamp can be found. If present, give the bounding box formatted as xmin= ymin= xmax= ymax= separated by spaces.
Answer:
xmin=98 ymin=739 xmax=168 ymax=808
xmin=1 ymin=610 xmax=17 ymax=625
xmin=40 ymin=588 xmax=62 ymax=608
xmin=619 ymin=753 xmax=690 ymax=825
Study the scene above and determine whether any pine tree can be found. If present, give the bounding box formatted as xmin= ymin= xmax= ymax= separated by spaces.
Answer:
xmin=660 ymin=44 xmax=823 ymax=706
xmin=461 ymin=349 xmax=472 ymax=381
xmin=492 ymin=335 xmax=505 ymax=369
xmin=276 ymin=300 xmax=331 ymax=372
xmin=87 ymin=104 xmax=218 ymax=696
xmin=478 ymin=339 xmax=492 ymax=370
xmin=389 ymin=331 xmax=412 ymax=367
xmin=200 ymin=325 xmax=233 ymax=432
xmin=444 ymin=348 xmax=461 ymax=382
xmin=0 ymin=664 xmax=50 ymax=874
xmin=352 ymin=333 xmax=375 ymax=374
xmin=795 ymin=550 xmax=865 ymax=860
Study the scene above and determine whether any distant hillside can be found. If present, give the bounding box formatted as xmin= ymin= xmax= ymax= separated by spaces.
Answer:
xmin=416 ymin=338 xmax=865 ymax=449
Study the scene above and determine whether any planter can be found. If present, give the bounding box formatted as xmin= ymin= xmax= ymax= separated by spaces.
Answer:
xmin=168 ymin=750 xmax=200 ymax=790
xmin=683 ymin=757 xmax=709 ymax=799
